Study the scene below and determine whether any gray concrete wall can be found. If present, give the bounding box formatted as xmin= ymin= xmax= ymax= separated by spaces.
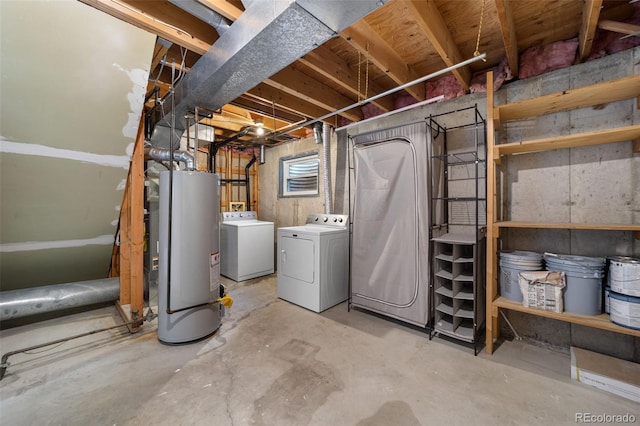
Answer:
xmin=260 ymin=47 xmax=640 ymax=360
xmin=259 ymin=133 xmax=340 ymax=228
xmin=0 ymin=2 xmax=155 ymax=290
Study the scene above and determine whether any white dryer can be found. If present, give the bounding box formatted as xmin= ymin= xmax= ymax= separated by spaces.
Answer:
xmin=220 ymin=211 xmax=274 ymax=281
xmin=277 ymin=213 xmax=349 ymax=312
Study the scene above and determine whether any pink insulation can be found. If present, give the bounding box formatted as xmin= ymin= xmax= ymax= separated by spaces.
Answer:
xmin=519 ymin=38 xmax=579 ymax=79
xmin=361 ymin=102 xmax=385 ymax=120
xmin=394 ymin=91 xmax=419 ymax=109
xmin=469 ymin=56 xmax=513 ymax=93
xmin=426 ymin=74 xmax=464 ymax=102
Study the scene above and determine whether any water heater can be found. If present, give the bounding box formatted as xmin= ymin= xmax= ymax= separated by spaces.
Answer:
xmin=158 ymin=170 xmax=221 ymax=344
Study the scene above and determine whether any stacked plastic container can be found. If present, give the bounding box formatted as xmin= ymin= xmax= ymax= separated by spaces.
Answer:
xmin=499 ymin=251 xmax=544 ymax=302
xmin=498 ymin=250 xmax=640 ymax=328
xmin=607 ymin=256 xmax=640 ymax=330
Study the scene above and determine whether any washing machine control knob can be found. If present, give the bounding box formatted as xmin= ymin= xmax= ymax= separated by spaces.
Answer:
xmin=314 ymin=217 xmax=318 ymax=221
xmin=323 ymin=217 xmax=328 ymax=222
xmin=333 ymin=218 xmax=337 ymax=222
xmin=339 ymin=218 xmax=343 ymax=223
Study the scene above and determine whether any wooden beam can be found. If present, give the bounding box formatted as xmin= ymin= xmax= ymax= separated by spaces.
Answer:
xmin=578 ymin=0 xmax=603 ymax=62
xmin=230 ymin=96 xmax=309 ymax=138
xmin=246 ymin=83 xmax=339 ymax=122
xmin=405 ymin=0 xmax=470 ymax=91
xmin=496 ymin=221 xmax=640 ymax=232
xmin=598 ymin=19 xmax=640 ymax=35
xmin=494 ymin=297 xmax=640 ymax=337
xmin=496 ymin=125 xmax=640 ymax=156
xmin=497 ymin=74 xmax=640 ymax=121
xmin=341 ymin=20 xmax=426 ymax=102
xmin=494 ymin=0 xmax=519 ymax=77
xmin=299 ymin=45 xmax=394 ymax=112
xmin=196 ymin=0 xmax=243 ymax=21
xmin=79 ymin=0 xmax=211 ymax=55
xmin=266 ymin=65 xmax=364 ymax=122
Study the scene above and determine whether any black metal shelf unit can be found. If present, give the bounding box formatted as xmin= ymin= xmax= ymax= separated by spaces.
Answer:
xmin=428 ymin=105 xmax=487 ymax=355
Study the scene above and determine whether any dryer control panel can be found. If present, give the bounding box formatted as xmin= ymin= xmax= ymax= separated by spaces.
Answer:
xmin=305 ymin=213 xmax=349 ymax=228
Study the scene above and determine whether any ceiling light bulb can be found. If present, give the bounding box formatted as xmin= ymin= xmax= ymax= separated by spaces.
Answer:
xmin=256 ymin=122 xmax=264 ymax=135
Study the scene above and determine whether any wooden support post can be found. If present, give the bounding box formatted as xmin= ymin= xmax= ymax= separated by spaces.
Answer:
xmin=632 ymin=137 xmax=640 ymax=153
xmin=119 ymin=181 xmax=131 ymax=305
xmin=116 ymin=114 xmax=145 ymax=332
xmin=485 ymin=71 xmax=499 ymax=354
xmin=129 ymin=117 xmax=145 ymax=328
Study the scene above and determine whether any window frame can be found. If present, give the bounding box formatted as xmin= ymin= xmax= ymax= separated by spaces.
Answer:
xmin=278 ymin=151 xmax=320 ymax=198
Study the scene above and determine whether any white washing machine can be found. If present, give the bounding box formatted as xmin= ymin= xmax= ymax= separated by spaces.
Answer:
xmin=277 ymin=213 xmax=349 ymax=312
xmin=220 ymin=211 xmax=274 ymax=281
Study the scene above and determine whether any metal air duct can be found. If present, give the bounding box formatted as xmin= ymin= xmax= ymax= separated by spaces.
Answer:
xmin=322 ymin=122 xmax=332 ymax=214
xmin=169 ymin=0 xmax=231 ymax=34
xmin=0 ymin=278 xmax=120 ymax=321
xmin=145 ymin=147 xmax=195 ymax=170
xmin=149 ymin=0 xmax=388 ymax=148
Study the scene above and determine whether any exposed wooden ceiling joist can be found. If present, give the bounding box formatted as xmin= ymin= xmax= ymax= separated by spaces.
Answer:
xmin=299 ymin=45 xmax=395 ymax=112
xmin=266 ymin=65 xmax=364 ymax=122
xmin=196 ymin=0 xmax=243 ymax=21
xmin=578 ymin=0 xmax=604 ymax=62
xmin=341 ymin=20 xmax=426 ymax=102
xmin=246 ymin=83 xmax=335 ymax=123
xmin=598 ymin=19 xmax=640 ymax=35
xmin=82 ymin=0 xmax=640 ymax=146
xmin=495 ymin=0 xmax=519 ymax=77
xmin=405 ymin=0 xmax=471 ymax=91
xmin=79 ymin=0 xmax=212 ymax=55
xmin=150 ymin=40 xmax=171 ymax=71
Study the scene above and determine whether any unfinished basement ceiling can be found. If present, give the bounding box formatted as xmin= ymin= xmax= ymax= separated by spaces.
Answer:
xmin=80 ymin=0 xmax=640 ymax=146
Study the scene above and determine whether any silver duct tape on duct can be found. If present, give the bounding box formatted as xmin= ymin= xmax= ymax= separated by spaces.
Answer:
xmin=0 ymin=278 xmax=120 ymax=321
xmin=150 ymin=0 xmax=388 ymax=148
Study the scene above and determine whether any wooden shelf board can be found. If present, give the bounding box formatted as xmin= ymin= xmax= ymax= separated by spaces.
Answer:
xmin=493 ymin=297 xmax=640 ymax=337
xmin=496 ymin=125 xmax=640 ymax=156
xmin=495 ymin=221 xmax=640 ymax=231
xmin=496 ymin=74 xmax=640 ymax=122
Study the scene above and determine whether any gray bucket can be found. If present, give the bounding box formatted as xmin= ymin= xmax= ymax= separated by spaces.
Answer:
xmin=499 ymin=251 xmax=543 ymax=302
xmin=544 ymin=253 xmax=605 ymax=316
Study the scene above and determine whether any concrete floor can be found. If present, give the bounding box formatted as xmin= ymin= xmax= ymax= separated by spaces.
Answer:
xmin=1 ymin=274 xmax=637 ymax=425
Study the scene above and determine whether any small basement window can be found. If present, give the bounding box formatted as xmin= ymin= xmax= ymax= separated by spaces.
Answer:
xmin=279 ymin=152 xmax=319 ymax=197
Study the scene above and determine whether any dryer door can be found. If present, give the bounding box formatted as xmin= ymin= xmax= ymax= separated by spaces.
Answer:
xmin=279 ymin=234 xmax=315 ymax=283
